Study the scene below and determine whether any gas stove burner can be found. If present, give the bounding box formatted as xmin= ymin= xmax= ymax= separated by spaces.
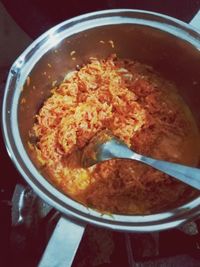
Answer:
xmin=8 ymin=184 xmax=200 ymax=267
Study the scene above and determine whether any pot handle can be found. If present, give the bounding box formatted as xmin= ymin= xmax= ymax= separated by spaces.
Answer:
xmin=190 ymin=10 xmax=200 ymax=28
xmin=38 ymin=216 xmax=86 ymax=267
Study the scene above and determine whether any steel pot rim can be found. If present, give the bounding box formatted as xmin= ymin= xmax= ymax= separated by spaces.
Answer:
xmin=2 ymin=9 xmax=200 ymax=232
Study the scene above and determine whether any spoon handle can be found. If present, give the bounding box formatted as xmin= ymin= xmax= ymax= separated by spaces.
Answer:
xmin=138 ymin=155 xmax=200 ymax=190
xmin=99 ymin=138 xmax=200 ymax=190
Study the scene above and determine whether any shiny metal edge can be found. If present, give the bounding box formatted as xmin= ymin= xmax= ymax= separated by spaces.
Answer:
xmin=2 ymin=9 xmax=200 ymax=232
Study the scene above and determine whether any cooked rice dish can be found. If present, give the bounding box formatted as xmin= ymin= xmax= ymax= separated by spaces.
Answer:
xmin=29 ymin=55 xmax=200 ymax=214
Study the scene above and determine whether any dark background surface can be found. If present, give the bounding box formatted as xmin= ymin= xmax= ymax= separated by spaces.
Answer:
xmin=1 ymin=0 xmax=200 ymax=39
xmin=1 ymin=1 xmax=200 ymax=267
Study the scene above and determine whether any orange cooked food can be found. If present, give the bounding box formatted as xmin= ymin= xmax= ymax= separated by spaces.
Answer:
xmin=31 ymin=55 xmax=200 ymax=214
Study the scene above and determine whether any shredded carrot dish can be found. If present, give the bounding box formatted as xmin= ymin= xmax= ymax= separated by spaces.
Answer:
xmin=30 ymin=55 xmax=200 ymax=214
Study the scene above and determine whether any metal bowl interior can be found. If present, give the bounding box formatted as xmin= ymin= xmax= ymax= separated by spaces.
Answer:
xmin=3 ymin=9 xmax=200 ymax=232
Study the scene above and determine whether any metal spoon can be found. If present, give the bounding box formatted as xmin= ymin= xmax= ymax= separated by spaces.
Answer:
xmin=82 ymin=131 xmax=200 ymax=190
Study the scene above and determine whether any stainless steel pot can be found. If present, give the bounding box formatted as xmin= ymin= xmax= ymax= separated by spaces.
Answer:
xmin=2 ymin=9 xmax=200 ymax=266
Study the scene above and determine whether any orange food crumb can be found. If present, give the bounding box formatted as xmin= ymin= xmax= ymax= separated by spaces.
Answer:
xmin=26 ymin=76 xmax=31 ymax=86
xmin=108 ymin=40 xmax=114 ymax=48
xmin=20 ymin=97 xmax=26 ymax=104
xmin=70 ymin=50 xmax=76 ymax=56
